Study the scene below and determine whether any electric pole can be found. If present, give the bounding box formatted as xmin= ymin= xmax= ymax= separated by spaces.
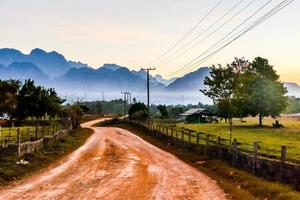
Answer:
xmin=121 ymin=92 xmax=132 ymax=116
xmin=141 ymin=67 xmax=155 ymax=120
xmin=121 ymin=92 xmax=127 ymax=116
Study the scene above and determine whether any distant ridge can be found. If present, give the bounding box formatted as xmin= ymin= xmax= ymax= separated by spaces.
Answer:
xmin=0 ymin=47 xmax=299 ymax=102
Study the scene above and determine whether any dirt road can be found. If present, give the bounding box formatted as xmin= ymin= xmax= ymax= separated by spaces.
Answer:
xmin=0 ymin=119 xmax=227 ymax=200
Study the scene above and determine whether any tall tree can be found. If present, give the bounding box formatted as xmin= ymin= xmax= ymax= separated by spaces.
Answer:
xmin=201 ymin=64 xmax=238 ymax=144
xmin=245 ymin=57 xmax=288 ymax=126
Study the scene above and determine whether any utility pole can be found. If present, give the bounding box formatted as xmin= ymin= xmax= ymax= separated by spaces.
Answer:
xmin=121 ymin=92 xmax=132 ymax=116
xmin=121 ymin=92 xmax=127 ymax=116
xmin=141 ymin=67 xmax=155 ymax=121
xmin=127 ymin=92 xmax=132 ymax=112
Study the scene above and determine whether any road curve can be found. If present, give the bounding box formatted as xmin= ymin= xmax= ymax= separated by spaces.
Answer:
xmin=0 ymin=119 xmax=227 ymax=200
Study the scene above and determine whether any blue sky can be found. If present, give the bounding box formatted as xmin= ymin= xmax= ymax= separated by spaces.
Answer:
xmin=0 ymin=0 xmax=299 ymax=83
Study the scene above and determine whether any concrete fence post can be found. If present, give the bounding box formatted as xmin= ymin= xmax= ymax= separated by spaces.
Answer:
xmin=17 ymin=128 xmax=21 ymax=157
xmin=281 ymin=145 xmax=287 ymax=179
xmin=205 ymin=134 xmax=210 ymax=157
xmin=218 ymin=136 xmax=221 ymax=146
xmin=9 ymin=128 xmax=11 ymax=143
xmin=42 ymin=126 xmax=44 ymax=138
xmin=218 ymin=136 xmax=222 ymax=159
xmin=232 ymin=139 xmax=237 ymax=166
xmin=52 ymin=125 xmax=55 ymax=135
xmin=27 ymin=127 xmax=30 ymax=142
xmin=281 ymin=145 xmax=287 ymax=163
xmin=35 ymin=126 xmax=38 ymax=139
xmin=253 ymin=142 xmax=258 ymax=173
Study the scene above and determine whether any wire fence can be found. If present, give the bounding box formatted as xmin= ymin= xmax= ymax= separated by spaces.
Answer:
xmin=148 ymin=121 xmax=299 ymax=165
xmin=0 ymin=123 xmax=66 ymax=145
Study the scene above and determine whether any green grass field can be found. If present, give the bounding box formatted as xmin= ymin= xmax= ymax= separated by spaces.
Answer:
xmin=176 ymin=117 xmax=300 ymax=163
xmin=0 ymin=124 xmax=62 ymax=143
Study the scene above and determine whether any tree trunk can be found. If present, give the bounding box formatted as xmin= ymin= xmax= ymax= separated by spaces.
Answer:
xmin=259 ymin=113 xmax=263 ymax=126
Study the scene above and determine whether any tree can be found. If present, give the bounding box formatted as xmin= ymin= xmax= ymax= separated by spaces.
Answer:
xmin=168 ymin=106 xmax=184 ymax=119
xmin=128 ymin=102 xmax=147 ymax=121
xmin=286 ymin=96 xmax=300 ymax=113
xmin=0 ymin=80 xmax=21 ymax=121
xmin=157 ymin=105 xmax=169 ymax=119
xmin=243 ymin=57 xmax=288 ymax=126
xmin=62 ymin=103 xmax=83 ymax=129
xmin=16 ymin=79 xmax=64 ymax=121
xmin=95 ymin=101 xmax=103 ymax=115
xmin=201 ymin=64 xmax=238 ymax=144
xmin=16 ymin=79 xmax=41 ymax=120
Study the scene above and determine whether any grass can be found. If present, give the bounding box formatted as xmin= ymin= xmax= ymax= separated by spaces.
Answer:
xmin=105 ymin=123 xmax=300 ymax=200
xmin=0 ymin=127 xmax=93 ymax=185
xmin=176 ymin=117 xmax=300 ymax=163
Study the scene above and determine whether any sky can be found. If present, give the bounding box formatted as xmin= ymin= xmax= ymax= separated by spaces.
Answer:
xmin=0 ymin=0 xmax=299 ymax=83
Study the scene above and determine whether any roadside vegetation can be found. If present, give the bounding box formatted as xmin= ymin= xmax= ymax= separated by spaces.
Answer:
xmin=105 ymin=123 xmax=300 ymax=200
xmin=178 ymin=117 xmax=300 ymax=163
xmin=0 ymin=127 xmax=93 ymax=185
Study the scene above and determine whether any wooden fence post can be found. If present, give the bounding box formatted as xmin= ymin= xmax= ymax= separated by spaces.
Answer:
xmin=181 ymin=130 xmax=184 ymax=142
xmin=17 ymin=128 xmax=21 ymax=157
xmin=253 ymin=142 xmax=258 ymax=173
xmin=171 ymin=128 xmax=174 ymax=137
xmin=0 ymin=125 xmax=2 ymax=143
xmin=205 ymin=134 xmax=210 ymax=157
xmin=196 ymin=133 xmax=200 ymax=144
xmin=188 ymin=131 xmax=191 ymax=144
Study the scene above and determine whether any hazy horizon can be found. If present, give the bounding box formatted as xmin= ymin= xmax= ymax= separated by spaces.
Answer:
xmin=0 ymin=0 xmax=299 ymax=83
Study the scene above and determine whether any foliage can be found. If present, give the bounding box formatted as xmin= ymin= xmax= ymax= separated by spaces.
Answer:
xmin=0 ymin=79 xmax=21 ymax=118
xmin=16 ymin=79 xmax=64 ymax=121
xmin=201 ymin=57 xmax=288 ymax=126
xmin=128 ymin=102 xmax=147 ymax=120
xmin=0 ymin=79 xmax=63 ymax=122
xmin=286 ymin=96 xmax=300 ymax=113
xmin=81 ymin=99 xmax=124 ymax=115
xmin=157 ymin=105 xmax=169 ymax=119
xmin=62 ymin=103 xmax=83 ymax=129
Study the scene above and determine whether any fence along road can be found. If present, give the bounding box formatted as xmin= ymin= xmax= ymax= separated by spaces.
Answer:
xmin=0 ymin=118 xmax=226 ymax=200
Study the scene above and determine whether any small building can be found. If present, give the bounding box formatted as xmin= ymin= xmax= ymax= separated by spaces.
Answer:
xmin=180 ymin=108 xmax=216 ymax=124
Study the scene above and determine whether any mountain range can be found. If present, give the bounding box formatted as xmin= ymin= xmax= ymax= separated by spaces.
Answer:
xmin=0 ymin=48 xmax=299 ymax=104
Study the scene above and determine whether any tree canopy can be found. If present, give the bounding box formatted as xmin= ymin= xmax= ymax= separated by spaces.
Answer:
xmin=201 ymin=57 xmax=288 ymax=126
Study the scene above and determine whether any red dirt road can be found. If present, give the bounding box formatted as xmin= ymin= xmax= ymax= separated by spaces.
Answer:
xmin=0 ymin=119 xmax=227 ymax=200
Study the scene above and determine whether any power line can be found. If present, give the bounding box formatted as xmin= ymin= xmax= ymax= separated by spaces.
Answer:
xmin=181 ymin=0 xmax=293 ymax=75
xmin=171 ymin=0 xmax=294 ymax=77
xmin=150 ymin=0 xmax=224 ymax=65
xmin=155 ymin=0 xmax=247 ymax=66
xmin=157 ymin=0 xmax=257 ymax=66
xmin=167 ymin=0 xmax=275 ymax=77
